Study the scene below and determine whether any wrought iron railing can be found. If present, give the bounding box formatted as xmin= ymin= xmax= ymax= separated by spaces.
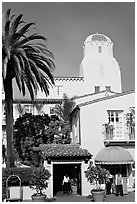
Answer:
xmin=104 ymin=131 xmax=135 ymax=141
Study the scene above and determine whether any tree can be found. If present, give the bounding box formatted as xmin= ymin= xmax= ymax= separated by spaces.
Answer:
xmin=13 ymin=113 xmax=51 ymax=166
xmin=44 ymin=119 xmax=71 ymax=144
xmin=2 ymin=9 xmax=55 ymax=167
xmin=13 ymin=113 xmax=71 ymax=166
xmin=54 ymin=94 xmax=75 ymax=122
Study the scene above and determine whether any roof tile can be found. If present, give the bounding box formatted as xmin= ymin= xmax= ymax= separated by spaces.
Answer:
xmin=37 ymin=144 xmax=92 ymax=159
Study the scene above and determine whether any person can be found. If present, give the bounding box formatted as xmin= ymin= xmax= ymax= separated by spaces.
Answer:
xmin=62 ymin=174 xmax=70 ymax=194
xmin=106 ymin=178 xmax=111 ymax=195
xmin=115 ymin=172 xmax=124 ymax=196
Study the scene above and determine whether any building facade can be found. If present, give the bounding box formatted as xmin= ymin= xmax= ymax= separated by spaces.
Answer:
xmin=2 ymin=33 xmax=135 ymax=197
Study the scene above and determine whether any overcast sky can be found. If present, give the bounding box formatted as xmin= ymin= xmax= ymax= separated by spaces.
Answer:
xmin=2 ymin=2 xmax=135 ymax=92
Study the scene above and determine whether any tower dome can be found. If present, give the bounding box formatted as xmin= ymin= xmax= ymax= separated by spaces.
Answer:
xmin=85 ymin=33 xmax=112 ymax=44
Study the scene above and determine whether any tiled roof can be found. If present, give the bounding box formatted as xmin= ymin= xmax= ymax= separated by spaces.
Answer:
xmin=2 ymin=98 xmax=62 ymax=104
xmin=54 ymin=77 xmax=84 ymax=82
xmin=34 ymin=144 xmax=92 ymax=160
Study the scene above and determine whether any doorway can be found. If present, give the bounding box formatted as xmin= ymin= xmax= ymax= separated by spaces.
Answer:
xmin=53 ymin=163 xmax=81 ymax=196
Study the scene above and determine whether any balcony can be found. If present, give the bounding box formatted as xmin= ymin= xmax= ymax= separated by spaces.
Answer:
xmin=103 ymin=124 xmax=135 ymax=147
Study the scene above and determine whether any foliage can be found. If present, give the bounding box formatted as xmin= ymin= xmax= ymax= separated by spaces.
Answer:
xmin=102 ymin=123 xmax=114 ymax=139
xmin=2 ymin=9 xmax=55 ymax=167
xmin=15 ymin=103 xmax=25 ymax=117
xmin=2 ymin=9 xmax=55 ymax=99
xmin=54 ymin=94 xmax=75 ymax=123
xmin=13 ymin=113 xmax=51 ymax=165
xmin=13 ymin=113 xmax=71 ymax=165
xmin=33 ymin=103 xmax=44 ymax=115
xmin=126 ymin=107 xmax=135 ymax=137
xmin=85 ymin=162 xmax=110 ymax=191
xmin=29 ymin=167 xmax=51 ymax=195
xmin=44 ymin=120 xmax=71 ymax=144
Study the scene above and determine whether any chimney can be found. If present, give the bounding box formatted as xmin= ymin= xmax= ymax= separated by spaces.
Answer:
xmin=94 ymin=86 xmax=100 ymax=93
xmin=105 ymin=86 xmax=111 ymax=92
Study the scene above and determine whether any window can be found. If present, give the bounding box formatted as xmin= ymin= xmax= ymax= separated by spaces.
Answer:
xmin=98 ymin=46 xmax=102 ymax=53
xmin=50 ymin=107 xmax=56 ymax=115
xmin=24 ymin=105 xmax=34 ymax=114
xmin=55 ymin=85 xmax=63 ymax=97
xmin=107 ymin=110 xmax=124 ymax=138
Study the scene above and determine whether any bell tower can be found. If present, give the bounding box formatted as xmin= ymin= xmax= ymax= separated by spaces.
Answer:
xmin=80 ymin=33 xmax=122 ymax=93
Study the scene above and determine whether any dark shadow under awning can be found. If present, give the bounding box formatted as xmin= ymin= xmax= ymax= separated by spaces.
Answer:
xmin=95 ymin=146 xmax=134 ymax=165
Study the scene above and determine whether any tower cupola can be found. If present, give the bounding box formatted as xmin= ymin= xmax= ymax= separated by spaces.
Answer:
xmin=80 ymin=33 xmax=122 ymax=93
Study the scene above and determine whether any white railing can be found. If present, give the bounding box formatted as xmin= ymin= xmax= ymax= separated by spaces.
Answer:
xmin=104 ymin=132 xmax=135 ymax=141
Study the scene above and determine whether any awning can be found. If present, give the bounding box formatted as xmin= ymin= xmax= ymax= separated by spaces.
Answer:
xmin=33 ymin=144 xmax=92 ymax=161
xmin=95 ymin=146 xmax=134 ymax=165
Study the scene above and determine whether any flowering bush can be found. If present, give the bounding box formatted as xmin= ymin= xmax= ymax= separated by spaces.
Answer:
xmin=85 ymin=162 xmax=110 ymax=191
xmin=29 ymin=167 xmax=51 ymax=195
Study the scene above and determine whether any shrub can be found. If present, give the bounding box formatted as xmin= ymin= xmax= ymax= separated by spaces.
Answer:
xmin=29 ymin=167 xmax=51 ymax=195
xmin=85 ymin=162 xmax=110 ymax=191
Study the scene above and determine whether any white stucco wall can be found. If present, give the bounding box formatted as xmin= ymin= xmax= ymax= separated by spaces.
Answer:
xmin=79 ymin=92 xmax=135 ymax=160
xmin=36 ymin=78 xmax=84 ymax=99
xmin=43 ymin=161 xmax=53 ymax=198
xmin=81 ymin=161 xmax=91 ymax=196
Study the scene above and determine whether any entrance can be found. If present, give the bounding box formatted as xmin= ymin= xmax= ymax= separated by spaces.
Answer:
xmin=102 ymin=164 xmax=127 ymax=177
xmin=53 ymin=163 xmax=81 ymax=196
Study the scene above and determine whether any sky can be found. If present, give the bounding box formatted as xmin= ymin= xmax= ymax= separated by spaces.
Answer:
xmin=2 ymin=1 xmax=135 ymax=92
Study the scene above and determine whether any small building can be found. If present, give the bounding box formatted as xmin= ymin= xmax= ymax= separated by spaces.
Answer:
xmin=33 ymin=144 xmax=92 ymax=197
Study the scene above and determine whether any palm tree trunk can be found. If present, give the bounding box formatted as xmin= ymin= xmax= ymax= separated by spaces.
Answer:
xmin=4 ymin=78 xmax=15 ymax=168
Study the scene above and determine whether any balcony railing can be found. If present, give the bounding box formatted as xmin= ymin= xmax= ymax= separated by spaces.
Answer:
xmin=104 ymin=132 xmax=135 ymax=141
xmin=103 ymin=123 xmax=135 ymax=142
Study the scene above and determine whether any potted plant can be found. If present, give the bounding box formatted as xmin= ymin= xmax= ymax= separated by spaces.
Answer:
xmin=85 ymin=162 xmax=110 ymax=202
xmin=29 ymin=167 xmax=51 ymax=202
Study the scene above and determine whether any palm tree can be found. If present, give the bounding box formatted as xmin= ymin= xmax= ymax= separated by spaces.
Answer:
xmin=2 ymin=9 xmax=55 ymax=167
xmin=54 ymin=94 xmax=75 ymax=123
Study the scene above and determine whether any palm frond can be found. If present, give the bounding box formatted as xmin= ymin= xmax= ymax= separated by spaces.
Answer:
xmin=15 ymin=33 xmax=47 ymax=48
xmin=9 ymin=14 xmax=23 ymax=36
xmin=5 ymin=9 xmax=11 ymax=23
xmin=31 ymin=58 xmax=55 ymax=85
xmin=17 ymin=22 xmax=35 ymax=36
xmin=25 ymin=78 xmax=35 ymax=100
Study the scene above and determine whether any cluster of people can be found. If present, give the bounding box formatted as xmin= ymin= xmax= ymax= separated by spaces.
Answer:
xmin=106 ymin=172 xmax=124 ymax=196
xmin=115 ymin=172 xmax=124 ymax=196
xmin=62 ymin=172 xmax=124 ymax=197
